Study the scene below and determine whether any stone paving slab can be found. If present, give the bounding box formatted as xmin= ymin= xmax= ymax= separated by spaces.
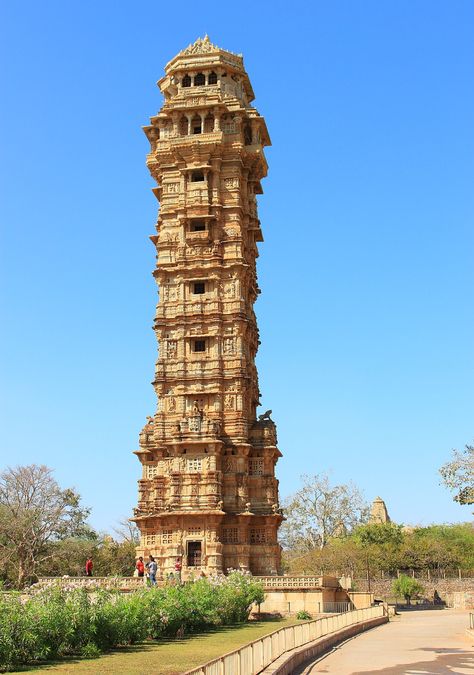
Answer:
xmin=297 ymin=609 xmax=473 ymax=674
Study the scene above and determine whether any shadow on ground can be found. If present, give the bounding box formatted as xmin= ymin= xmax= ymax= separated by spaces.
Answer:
xmin=316 ymin=647 xmax=474 ymax=674
xmin=13 ymin=619 xmax=287 ymax=672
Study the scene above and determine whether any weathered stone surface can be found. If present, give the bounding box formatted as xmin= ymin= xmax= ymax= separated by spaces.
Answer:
xmin=369 ymin=496 xmax=390 ymax=524
xmin=133 ymin=37 xmax=282 ymax=578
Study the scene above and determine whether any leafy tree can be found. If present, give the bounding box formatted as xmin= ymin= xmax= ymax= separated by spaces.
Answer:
xmin=440 ymin=444 xmax=474 ymax=505
xmin=402 ymin=523 xmax=474 ymax=573
xmin=280 ymin=474 xmax=369 ymax=551
xmin=392 ymin=574 xmax=424 ymax=605
xmin=284 ymin=522 xmax=474 ymax=579
xmin=353 ymin=522 xmax=404 ymax=583
xmin=286 ymin=537 xmax=366 ymax=576
xmin=0 ymin=464 xmax=92 ymax=587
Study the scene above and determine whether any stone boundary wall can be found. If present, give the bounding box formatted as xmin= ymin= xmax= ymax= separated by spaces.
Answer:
xmin=354 ymin=577 xmax=474 ymax=608
xmin=261 ymin=616 xmax=388 ymax=675
xmin=183 ymin=607 xmax=387 ymax=675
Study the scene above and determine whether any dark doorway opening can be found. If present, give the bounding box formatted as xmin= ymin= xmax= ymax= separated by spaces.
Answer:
xmin=187 ymin=541 xmax=202 ymax=567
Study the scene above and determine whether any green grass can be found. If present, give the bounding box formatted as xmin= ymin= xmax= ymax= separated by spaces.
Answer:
xmin=18 ymin=617 xmax=298 ymax=674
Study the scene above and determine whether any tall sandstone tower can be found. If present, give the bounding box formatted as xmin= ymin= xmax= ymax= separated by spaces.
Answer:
xmin=133 ymin=36 xmax=282 ymax=578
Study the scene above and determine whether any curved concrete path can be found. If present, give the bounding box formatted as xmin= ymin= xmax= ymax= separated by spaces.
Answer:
xmin=296 ymin=609 xmax=473 ymax=674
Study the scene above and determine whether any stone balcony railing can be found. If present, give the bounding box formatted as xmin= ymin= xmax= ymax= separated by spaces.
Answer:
xmin=254 ymin=576 xmax=341 ymax=589
xmin=178 ymin=415 xmax=221 ymax=437
xmin=154 ymin=299 xmax=248 ymax=320
xmin=34 ymin=575 xmax=344 ymax=594
xmin=34 ymin=576 xmax=148 ymax=591
xmin=150 ymin=131 xmax=224 ymax=156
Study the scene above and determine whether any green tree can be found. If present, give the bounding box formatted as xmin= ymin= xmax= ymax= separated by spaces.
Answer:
xmin=392 ymin=574 xmax=424 ymax=605
xmin=352 ymin=523 xmax=404 ymax=589
xmin=0 ymin=464 xmax=92 ymax=587
xmin=440 ymin=444 xmax=474 ymax=506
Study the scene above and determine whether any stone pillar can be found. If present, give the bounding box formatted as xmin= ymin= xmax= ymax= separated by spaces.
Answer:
xmin=213 ymin=108 xmax=221 ymax=132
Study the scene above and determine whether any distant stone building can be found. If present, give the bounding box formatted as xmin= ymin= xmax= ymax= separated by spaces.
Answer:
xmin=369 ymin=496 xmax=391 ymax=524
xmin=132 ymin=37 xmax=282 ymax=578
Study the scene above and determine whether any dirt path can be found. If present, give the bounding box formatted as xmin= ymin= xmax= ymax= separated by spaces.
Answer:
xmin=297 ymin=609 xmax=473 ymax=674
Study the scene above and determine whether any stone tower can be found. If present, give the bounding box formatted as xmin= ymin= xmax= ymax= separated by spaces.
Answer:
xmin=133 ymin=36 xmax=282 ymax=578
xmin=369 ymin=497 xmax=391 ymax=524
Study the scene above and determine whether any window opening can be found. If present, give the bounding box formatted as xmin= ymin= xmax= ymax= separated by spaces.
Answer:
xmin=249 ymin=458 xmax=264 ymax=475
xmin=182 ymin=74 xmax=191 ymax=87
xmin=193 ymin=340 xmax=206 ymax=352
xmin=162 ymin=530 xmax=173 ymax=544
xmin=208 ymin=71 xmax=217 ymax=85
xmin=250 ymin=528 xmax=267 ymax=544
xmin=191 ymin=171 xmax=204 ymax=182
xmin=194 ymin=73 xmax=205 ymax=86
xmin=190 ymin=220 xmax=206 ymax=232
xmin=187 ymin=458 xmax=202 ymax=472
xmin=193 ymin=282 xmax=205 ymax=294
xmin=222 ymin=528 xmax=239 ymax=544
xmin=193 ymin=125 xmax=202 ymax=135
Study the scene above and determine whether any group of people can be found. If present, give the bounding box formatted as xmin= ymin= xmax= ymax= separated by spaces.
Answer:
xmin=84 ymin=555 xmax=185 ymax=585
xmin=134 ymin=555 xmax=182 ymax=585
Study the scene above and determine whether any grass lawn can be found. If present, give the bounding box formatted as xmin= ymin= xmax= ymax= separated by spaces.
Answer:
xmin=18 ymin=617 xmax=298 ymax=675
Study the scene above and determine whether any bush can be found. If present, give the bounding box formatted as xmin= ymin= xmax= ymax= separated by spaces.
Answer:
xmin=296 ymin=610 xmax=312 ymax=620
xmin=80 ymin=643 xmax=101 ymax=659
xmin=0 ymin=572 xmax=264 ymax=671
xmin=392 ymin=574 xmax=424 ymax=605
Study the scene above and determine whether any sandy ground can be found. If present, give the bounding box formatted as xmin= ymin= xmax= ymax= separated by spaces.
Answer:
xmin=296 ymin=609 xmax=473 ymax=674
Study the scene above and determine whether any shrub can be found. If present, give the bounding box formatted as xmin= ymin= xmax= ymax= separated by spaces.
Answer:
xmin=296 ymin=610 xmax=312 ymax=620
xmin=392 ymin=574 xmax=424 ymax=605
xmin=80 ymin=643 xmax=101 ymax=659
xmin=0 ymin=573 xmax=265 ymax=670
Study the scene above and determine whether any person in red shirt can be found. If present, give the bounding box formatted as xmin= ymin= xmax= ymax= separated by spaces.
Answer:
xmin=136 ymin=556 xmax=145 ymax=577
xmin=85 ymin=557 xmax=93 ymax=577
xmin=174 ymin=557 xmax=182 ymax=583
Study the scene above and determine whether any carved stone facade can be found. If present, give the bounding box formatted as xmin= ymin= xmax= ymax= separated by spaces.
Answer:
xmin=133 ymin=37 xmax=282 ymax=578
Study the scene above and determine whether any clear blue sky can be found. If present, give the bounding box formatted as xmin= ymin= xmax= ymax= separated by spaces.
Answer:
xmin=1 ymin=1 xmax=473 ymax=532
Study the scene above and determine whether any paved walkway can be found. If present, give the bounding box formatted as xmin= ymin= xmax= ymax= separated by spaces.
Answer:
xmin=296 ymin=609 xmax=473 ymax=674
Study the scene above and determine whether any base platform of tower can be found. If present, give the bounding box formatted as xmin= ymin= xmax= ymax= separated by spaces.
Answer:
xmin=132 ymin=36 xmax=283 ymax=579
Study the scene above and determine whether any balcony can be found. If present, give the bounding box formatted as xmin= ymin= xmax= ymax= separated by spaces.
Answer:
xmin=151 ymin=131 xmax=223 ymax=156
xmin=185 ymin=229 xmax=211 ymax=244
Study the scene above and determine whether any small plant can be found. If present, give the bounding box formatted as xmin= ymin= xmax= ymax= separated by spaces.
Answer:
xmin=80 ymin=643 xmax=101 ymax=659
xmin=392 ymin=574 xmax=424 ymax=605
xmin=296 ymin=610 xmax=312 ymax=620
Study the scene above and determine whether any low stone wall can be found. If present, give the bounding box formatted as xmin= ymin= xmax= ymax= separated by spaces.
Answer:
xmin=184 ymin=607 xmax=387 ymax=675
xmin=353 ymin=577 xmax=474 ymax=609
xmin=261 ymin=615 xmax=388 ymax=675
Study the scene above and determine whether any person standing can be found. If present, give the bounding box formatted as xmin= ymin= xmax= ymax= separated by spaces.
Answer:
xmin=85 ymin=557 xmax=93 ymax=577
xmin=146 ymin=555 xmax=157 ymax=585
xmin=174 ymin=557 xmax=182 ymax=584
xmin=136 ymin=556 xmax=145 ymax=578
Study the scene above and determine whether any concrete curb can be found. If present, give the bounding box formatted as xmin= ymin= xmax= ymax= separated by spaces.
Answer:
xmin=260 ymin=616 xmax=388 ymax=674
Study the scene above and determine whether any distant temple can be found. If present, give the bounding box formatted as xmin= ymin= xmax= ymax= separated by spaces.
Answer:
xmin=369 ymin=496 xmax=391 ymax=524
xmin=132 ymin=37 xmax=282 ymax=578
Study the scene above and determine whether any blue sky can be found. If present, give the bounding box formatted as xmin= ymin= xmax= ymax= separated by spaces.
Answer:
xmin=1 ymin=1 xmax=473 ymax=532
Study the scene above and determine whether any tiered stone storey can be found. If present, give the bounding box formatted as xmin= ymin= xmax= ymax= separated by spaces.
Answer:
xmin=133 ymin=37 xmax=282 ymax=578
